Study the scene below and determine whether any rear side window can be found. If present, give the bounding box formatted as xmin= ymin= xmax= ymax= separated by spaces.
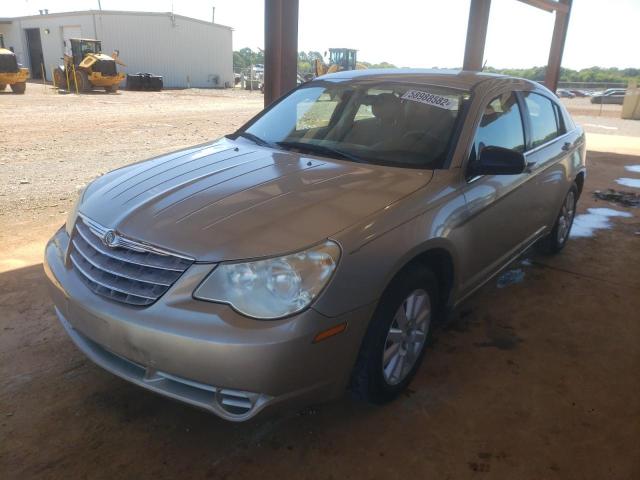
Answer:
xmin=523 ymin=92 xmax=561 ymax=148
xmin=560 ymin=103 xmax=575 ymax=131
xmin=471 ymin=92 xmax=525 ymax=162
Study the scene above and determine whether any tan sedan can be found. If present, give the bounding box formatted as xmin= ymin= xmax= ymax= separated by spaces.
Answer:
xmin=45 ymin=70 xmax=586 ymax=421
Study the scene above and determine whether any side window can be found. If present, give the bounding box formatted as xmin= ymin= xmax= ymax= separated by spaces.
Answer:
xmin=522 ymin=92 xmax=560 ymax=148
xmin=296 ymin=92 xmax=339 ymax=130
xmin=558 ymin=102 xmax=575 ymax=132
xmin=472 ymin=92 xmax=525 ymax=162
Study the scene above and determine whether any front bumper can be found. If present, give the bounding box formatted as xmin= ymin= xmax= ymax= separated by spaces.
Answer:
xmin=89 ymin=71 xmax=125 ymax=87
xmin=0 ymin=68 xmax=29 ymax=84
xmin=44 ymin=228 xmax=373 ymax=421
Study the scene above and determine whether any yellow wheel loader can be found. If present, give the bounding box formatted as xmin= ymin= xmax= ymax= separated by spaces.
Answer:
xmin=313 ymin=48 xmax=366 ymax=78
xmin=53 ymin=38 xmax=125 ymax=93
xmin=0 ymin=34 xmax=29 ymax=94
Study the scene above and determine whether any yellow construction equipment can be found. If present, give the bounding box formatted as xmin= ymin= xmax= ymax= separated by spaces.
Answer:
xmin=53 ymin=38 xmax=125 ymax=93
xmin=0 ymin=33 xmax=29 ymax=94
xmin=313 ymin=48 xmax=366 ymax=77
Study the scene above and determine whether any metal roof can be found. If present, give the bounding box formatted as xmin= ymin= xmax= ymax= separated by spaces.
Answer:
xmin=0 ymin=10 xmax=233 ymax=30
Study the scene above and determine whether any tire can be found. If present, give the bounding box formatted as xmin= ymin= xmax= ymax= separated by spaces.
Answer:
xmin=53 ymin=68 xmax=67 ymax=89
xmin=10 ymin=82 xmax=26 ymax=94
xmin=0 ymin=84 xmax=6 ymax=91
xmin=538 ymin=183 xmax=579 ymax=254
xmin=74 ymin=70 xmax=90 ymax=92
xmin=350 ymin=265 xmax=439 ymax=404
xmin=104 ymin=84 xmax=118 ymax=93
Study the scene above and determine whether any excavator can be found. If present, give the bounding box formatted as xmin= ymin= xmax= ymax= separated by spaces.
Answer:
xmin=53 ymin=38 xmax=125 ymax=93
xmin=313 ymin=48 xmax=366 ymax=77
xmin=0 ymin=33 xmax=29 ymax=94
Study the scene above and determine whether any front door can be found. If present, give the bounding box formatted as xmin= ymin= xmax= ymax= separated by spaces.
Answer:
xmin=457 ymin=90 xmax=541 ymax=295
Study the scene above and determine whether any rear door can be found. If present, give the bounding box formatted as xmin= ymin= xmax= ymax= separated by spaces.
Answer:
xmin=520 ymin=91 xmax=579 ymax=229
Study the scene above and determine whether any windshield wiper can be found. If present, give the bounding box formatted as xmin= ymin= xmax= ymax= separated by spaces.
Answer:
xmin=234 ymin=131 xmax=275 ymax=148
xmin=276 ymin=141 xmax=368 ymax=164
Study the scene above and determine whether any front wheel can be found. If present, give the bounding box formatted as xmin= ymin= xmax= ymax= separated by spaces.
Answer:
xmin=74 ymin=70 xmax=90 ymax=92
xmin=350 ymin=265 xmax=439 ymax=403
xmin=53 ymin=68 xmax=67 ymax=89
xmin=104 ymin=84 xmax=118 ymax=93
xmin=10 ymin=82 xmax=26 ymax=94
xmin=539 ymin=183 xmax=578 ymax=254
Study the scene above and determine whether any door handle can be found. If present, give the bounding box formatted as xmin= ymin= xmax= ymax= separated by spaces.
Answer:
xmin=562 ymin=142 xmax=571 ymax=151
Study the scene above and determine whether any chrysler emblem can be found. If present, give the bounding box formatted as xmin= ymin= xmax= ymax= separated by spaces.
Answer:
xmin=102 ymin=230 xmax=119 ymax=248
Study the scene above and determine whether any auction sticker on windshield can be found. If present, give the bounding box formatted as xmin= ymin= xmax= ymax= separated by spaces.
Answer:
xmin=401 ymin=90 xmax=457 ymax=110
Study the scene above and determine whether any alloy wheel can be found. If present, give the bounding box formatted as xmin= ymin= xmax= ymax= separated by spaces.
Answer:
xmin=557 ymin=190 xmax=576 ymax=244
xmin=382 ymin=289 xmax=431 ymax=386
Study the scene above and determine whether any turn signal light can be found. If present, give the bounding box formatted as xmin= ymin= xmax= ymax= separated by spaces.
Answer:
xmin=312 ymin=322 xmax=347 ymax=343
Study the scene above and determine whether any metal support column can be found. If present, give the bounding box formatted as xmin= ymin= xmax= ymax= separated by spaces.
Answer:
xmin=463 ymin=0 xmax=492 ymax=71
xmin=544 ymin=0 xmax=572 ymax=92
xmin=264 ymin=0 xmax=299 ymax=107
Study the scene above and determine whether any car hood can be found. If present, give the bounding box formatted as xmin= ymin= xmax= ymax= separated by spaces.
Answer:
xmin=79 ymin=138 xmax=433 ymax=261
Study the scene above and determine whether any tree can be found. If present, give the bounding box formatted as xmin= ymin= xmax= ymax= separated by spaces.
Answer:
xmin=484 ymin=65 xmax=638 ymax=84
xmin=233 ymin=48 xmax=264 ymax=70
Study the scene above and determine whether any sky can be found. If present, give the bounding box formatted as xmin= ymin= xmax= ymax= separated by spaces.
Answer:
xmin=2 ymin=0 xmax=637 ymax=69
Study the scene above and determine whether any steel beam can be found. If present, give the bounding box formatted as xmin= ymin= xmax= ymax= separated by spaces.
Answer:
xmin=264 ymin=0 xmax=299 ymax=107
xmin=516 ymin=0 xmax=569 ymax=14
xmin=544 ymin=0 xmax=572 ymax=92
xmin=463 ymin=0 xmax=492 ymax=71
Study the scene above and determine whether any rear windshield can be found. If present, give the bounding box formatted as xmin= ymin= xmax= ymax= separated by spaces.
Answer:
xmin=242 ymin=81 xmax=469 ymax=169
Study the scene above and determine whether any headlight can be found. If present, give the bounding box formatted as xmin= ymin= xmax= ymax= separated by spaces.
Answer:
xmin=194 ymin=240 xmax=341 ymax=319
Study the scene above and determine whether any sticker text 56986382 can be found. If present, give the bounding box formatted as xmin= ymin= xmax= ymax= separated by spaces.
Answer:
xmin=401 ymin=90 xmax=457 ymax=110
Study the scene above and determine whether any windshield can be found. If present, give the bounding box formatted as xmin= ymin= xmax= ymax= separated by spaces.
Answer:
xmin=73 ymin=40 xmax=101 ymax=60
xmin=241 ymin=81 xmax=469 ymax=169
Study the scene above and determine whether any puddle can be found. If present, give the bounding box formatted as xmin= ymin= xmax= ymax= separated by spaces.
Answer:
xmin=474 ymin=314 xmax=523 ymax=350
xmin=593 ymin=189 xmax=640 ymax=207
xmin=615 ymin=178 xmax=640 ymax=189
xmin=571 ymin=208 xmax=633 ymax=238
xmin=497 ymin=268 xmax=525 ymax=288
xmin=625 ymin=165 xmax=640 ymax=173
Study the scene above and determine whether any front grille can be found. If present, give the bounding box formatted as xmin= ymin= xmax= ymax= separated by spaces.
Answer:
xmin=70 ymin=218 xmax=193 ymax=306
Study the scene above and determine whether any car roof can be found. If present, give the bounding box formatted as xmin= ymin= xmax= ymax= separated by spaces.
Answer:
xmin=319 ymin=68 xmax=547 ymax=93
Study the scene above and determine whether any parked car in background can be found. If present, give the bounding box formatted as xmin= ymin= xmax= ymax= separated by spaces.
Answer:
xmin=568 ymin=89 xmax=589 ymax=97
xmin=591 ymin=88 xmax=626 ymax=104
xmin=45 ymin=70 xmax=586 ymax=421
xmin=556 ymin=88 xmax=575 ymax=98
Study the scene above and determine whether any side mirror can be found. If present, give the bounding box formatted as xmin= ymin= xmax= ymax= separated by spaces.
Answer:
xmin=472 ymin=146 xmax=526 ymax=175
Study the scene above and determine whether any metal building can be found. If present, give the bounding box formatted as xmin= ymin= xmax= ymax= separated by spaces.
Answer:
xmin=0 ymin=10 xmax=233 ymax=88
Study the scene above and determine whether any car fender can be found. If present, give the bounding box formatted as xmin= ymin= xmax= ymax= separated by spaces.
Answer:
xmin=313 ymin=172 xmax=467 ymax=318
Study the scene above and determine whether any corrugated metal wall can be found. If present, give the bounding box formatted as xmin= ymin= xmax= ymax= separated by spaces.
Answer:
xmin=0 ymin=11 xmax=233 ymax=88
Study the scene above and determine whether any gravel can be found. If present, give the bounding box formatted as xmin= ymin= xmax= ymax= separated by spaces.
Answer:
xmin=0 ymin=86 xmax=263 ymax=245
